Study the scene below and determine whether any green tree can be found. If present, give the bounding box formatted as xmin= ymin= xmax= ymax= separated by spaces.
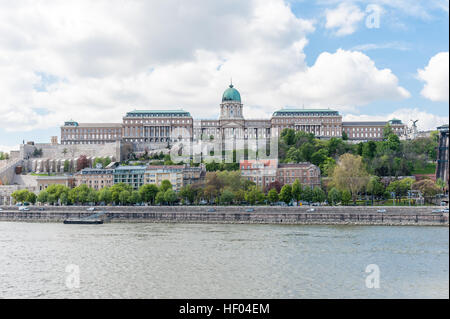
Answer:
xmin=267 ymin=188 xmax=279 ymax=204
xmin=164 ymin=189 xmax=178 ymax=205
xmin=342 ymin=131 xmax=348 ymax=140
xmin=179 ymin=185 xmax=195 ymax=204
xmin=155 ymin=191 xmax=165 ymax=205
xmin=160 ymin=180 xmax=172 ymax=192
xmin=331 ymin=154 xmax=370 ymax=203
xmin=302 ymin=186 xmax=313 ymax=204
xmin=312 ymin=187 xmax=326 ymax=203
xmin=98 ymin=188 xmax=112 ymax=204
xmin=245 ymin=186 xmax=265 ymax=205
xmin=366 ymin=176 xmax=384 ymax=204
xmin=341 ymin=190 xmax=352 ymax=205
xmin=383 ymin=123 xmax=394 ymax=139
xmin=139 ymin=184 xmax=159 ymax=204
xmin=119 ymin=190 xmax=131 ymax=205
xmin=328 ymin=187 xmax=341 ymax=206
xmin=11 ymin=189 xmax=30 ymax=204
xmin=291 ymin=179 xmax=303 ymax=203
xmin=362 ymin=141 xmax=377 ymax=159
xmin=220 ymin=189 xmax=235 ymax=205
xmin=130 ymin=191 xmax=141 ymax=204
xmin=279 ymin=184 xmax=292 ymax=204
xmin=37 ymin=191 xmax=48 ymax=204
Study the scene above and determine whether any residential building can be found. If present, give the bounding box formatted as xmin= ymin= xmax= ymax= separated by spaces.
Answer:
xmin=113 ymin=166 xmax=146 ymax=190
xmin=75 ymin=168 xmax=114 ymax=190
xmin=37 ymin=176 xmax=75 ymax=191
xmin=144 ymin=164 xmax=206 ymax=192
xmin=240 ymin=159 xmax=320 ymax=190
xmin=240 ymin=159 xmax=278 ymax=190
xmin=277 ymin=163 xmax=321 ymax=188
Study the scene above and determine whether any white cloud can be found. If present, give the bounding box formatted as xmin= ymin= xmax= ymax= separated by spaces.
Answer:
xmin=350 ymin=42 xmax=411 ymax=51
xmin=325 ymin=3 xmax=365 ymax=36
xmin=0 ymin=0 xmax=411 ymax=133
xmin=0 ymin=145 xmax=19 ymax=153
xmin=279 ymin=49 xmax=410 ymax=110
xmin=417 ymin=52 xmax=449 ymax=102
xmin=344 ymin=108 xmax=448 ymax=131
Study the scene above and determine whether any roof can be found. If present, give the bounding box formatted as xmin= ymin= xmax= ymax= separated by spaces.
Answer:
xmin=114 ymin=165 xmax=147 ymax=171
xmin=273 ymin=108 xmax=339 ymax=116
xmin=222 ymin=84 xmax=241 ymax=103
xmin=278 ymin=162 xmax=317 ymax=168
xmin=73 ymin=123 xmax=122 ymax=128
xmin=343 ymin=121 xmax=391 ymax=126
xmin=125 ymin=110 xmax=191 ymax=117
xmin=146 ymin=165 xmax=184 ymax=171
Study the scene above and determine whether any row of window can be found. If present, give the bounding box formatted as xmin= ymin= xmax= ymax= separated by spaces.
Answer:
xmin=124 ymin=119 xmax=192 ymax=124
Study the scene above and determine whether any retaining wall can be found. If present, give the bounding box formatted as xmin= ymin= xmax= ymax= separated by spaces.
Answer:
xmin=0 ymin=206 xmax=447 ymax=226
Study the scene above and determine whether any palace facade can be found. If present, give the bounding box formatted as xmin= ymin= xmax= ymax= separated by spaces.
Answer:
xmin=60 ymin=83 xmax=406 ymax=148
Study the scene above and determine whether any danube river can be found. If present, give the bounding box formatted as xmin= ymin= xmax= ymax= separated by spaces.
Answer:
xmin=0 ymin=222 xmax=448 ymax=298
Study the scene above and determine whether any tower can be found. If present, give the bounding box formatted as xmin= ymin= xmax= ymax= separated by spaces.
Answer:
xmin=219 ymin=82 xmax=243 ymax=120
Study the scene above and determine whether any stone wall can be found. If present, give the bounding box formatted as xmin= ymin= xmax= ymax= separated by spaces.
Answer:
xmin=0 ymin=206 xmax=447 ymax=226
xmin=0 ymin=159 xmax=23 ymax=185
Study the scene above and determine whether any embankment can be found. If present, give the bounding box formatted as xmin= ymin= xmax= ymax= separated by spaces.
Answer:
xmin=0 ymin=205 xmax=448 ymax=226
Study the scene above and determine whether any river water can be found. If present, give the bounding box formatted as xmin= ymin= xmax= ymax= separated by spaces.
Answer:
xmin=0 ymin=222 xmax=448 ymax=299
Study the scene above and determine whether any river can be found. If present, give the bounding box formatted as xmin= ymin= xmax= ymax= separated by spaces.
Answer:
xmin=0 ymin=222 xmax=448 ymax=298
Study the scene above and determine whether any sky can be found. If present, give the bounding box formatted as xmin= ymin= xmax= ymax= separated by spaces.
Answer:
xmin=0 ymin=0 xmax=448 ymax=152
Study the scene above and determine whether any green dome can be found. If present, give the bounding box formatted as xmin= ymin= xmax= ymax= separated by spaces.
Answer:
xmin=222 ymin=84 xmax=241 ymax=102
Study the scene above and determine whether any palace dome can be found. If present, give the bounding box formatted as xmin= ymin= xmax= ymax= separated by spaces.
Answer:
xmin=222 ymin=84 xmax=241 ymax=102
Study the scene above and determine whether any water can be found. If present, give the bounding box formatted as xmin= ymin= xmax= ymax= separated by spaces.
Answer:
xmin=0 ymin=222 xmax=448 ymax=299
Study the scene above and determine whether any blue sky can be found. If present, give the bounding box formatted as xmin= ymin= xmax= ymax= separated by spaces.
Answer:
xmin=0 ymin=0 xmax=448 ymax=152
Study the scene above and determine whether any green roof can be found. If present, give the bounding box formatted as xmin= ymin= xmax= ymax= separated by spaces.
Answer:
xmin=125 ymin=110 xmax=191 ymax=117
xmin=222 ymin=84 xmax=241 ymax=102
xmin=273 ymin=108 xmax=339 ymax=116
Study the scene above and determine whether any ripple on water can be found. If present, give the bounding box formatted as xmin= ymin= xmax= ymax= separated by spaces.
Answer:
xmin=0 ymin=222 xmax=448 ymax=299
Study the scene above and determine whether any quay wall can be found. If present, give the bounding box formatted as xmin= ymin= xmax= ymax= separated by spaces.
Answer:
xmin=0 ymin=206 xmax=448 ymax=226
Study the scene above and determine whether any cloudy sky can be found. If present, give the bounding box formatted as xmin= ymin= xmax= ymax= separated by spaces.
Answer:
xmin=0 ymin=0 xmax=448 ymax=152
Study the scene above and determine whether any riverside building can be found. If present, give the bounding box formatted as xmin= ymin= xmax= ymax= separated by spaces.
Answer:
xmin=240 ymin=159 xmax=321 ymax=190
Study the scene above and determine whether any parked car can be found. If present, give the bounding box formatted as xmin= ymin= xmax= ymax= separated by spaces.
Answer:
xmin=377 ymin=209 xmax=387 ymax=213
xmin=0 ymin=208 xmax=3 ymax=211
xmin=245 ymin=208 xmax=255 ymax=212
xmin=207 ymin=208 xmax=216 ymax=213
xmin=306 ymin=208 xmax=315 ymax=212
xmin=19 ymin=206 xmax=30 ymax=211
xmin=432 ymin=208 xmax=449 ymax=213
xmin=38 ymin=207 xmax=45 ymax=211
xmin=86 ymin=207 xmax=95 ymax=211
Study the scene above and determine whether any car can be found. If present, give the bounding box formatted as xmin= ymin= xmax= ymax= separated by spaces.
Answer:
xmin=245 ymin=208 xmax=254 ymax=212
xmin=306 ymin=208 xmax=315 ymax=212
xmin=432 ymin=208 xmax=449 ymax=213
xmin=0 ymin=208 xmax=3 ymax=211
xmin=19 ymin=206 xmax=30 ymax=211
xmin=207 ymin=208 xmax=216 ymax=213
xmin=377 ymin=209 xmax=387 ymax=213
xmin=38 ymin=207 xmax=45 ymax=211
xmin=86 ymin=207 xmax=95 ymax=211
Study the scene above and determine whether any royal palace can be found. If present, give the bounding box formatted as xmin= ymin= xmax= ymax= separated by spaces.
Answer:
xmin=61 ymin=83 xmax=406 ymax=149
